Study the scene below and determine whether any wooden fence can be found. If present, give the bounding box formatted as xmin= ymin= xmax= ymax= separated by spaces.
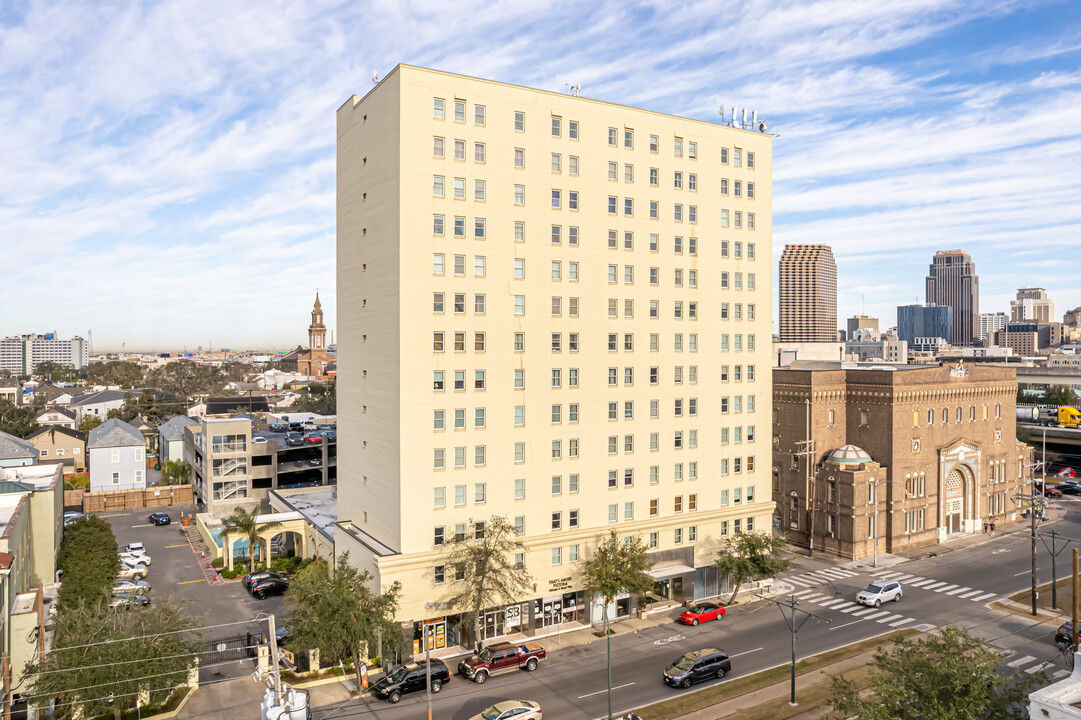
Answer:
xmin=68 ymin=485 xmax=195 ymax=513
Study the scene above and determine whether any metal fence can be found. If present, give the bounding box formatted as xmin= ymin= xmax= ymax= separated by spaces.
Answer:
xmin=206 ymin=633 xmax=260 ymax=664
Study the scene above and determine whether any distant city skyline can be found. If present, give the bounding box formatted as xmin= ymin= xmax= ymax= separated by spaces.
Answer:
xmin=2 ymin=2 xmax=1080 ymax=348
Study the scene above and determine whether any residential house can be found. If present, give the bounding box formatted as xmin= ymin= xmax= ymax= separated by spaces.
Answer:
xmin=158 ymin=416 xmax=197 ymax=464
xmin=127 ymin=415 xmax=158 ymax=454
xmin=0 ymin=379 xmax=20 ymax=406
xmin=35 ymin=406 xmax=76 ymax=430
xmin=0 ymin=432 xmax=36 ymax=468
xmin=68 ymin=389 xmax=137 ymax=422
xmin=24 ymin=426 xmax=86 ymax=473
xmin=87 ymin=418 xmax=147 ymax=491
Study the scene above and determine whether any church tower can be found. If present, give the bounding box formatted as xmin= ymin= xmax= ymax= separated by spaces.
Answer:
xmin=309 ymin=292 xmax=327 ymax=351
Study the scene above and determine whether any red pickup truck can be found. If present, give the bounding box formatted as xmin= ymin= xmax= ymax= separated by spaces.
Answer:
xmin=457 ymin=642 xmax=547 ymax=683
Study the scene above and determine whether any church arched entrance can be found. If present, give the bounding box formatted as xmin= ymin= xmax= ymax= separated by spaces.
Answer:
xmin=944 ymin=463 xmax=974 ymax=534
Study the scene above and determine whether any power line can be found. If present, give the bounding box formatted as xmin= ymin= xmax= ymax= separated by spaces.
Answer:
xmin=33 ymin=641 xmax=272 ymax=677
xmin=29 ymin=659 xmax=243 ymax=698
xmin=52 ymin=619 xmax=264 ymax=652
xmin=40 ymin=672 xmax=251 ymax=712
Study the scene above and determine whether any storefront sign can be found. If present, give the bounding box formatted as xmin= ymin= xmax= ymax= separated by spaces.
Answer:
xmin=548 ymin=576 xmax=573 ymax=592
xmin=505 ymin=604 xmax=522 ymax=629
xmin=592 ymin=592 xmax=630 ymax=606
xmin=359 ymin=662 xmax=368 ymax=689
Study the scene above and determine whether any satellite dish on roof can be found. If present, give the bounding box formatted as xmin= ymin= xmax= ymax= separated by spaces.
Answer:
xmin=759 ymin=121 xmax=767 ymax=133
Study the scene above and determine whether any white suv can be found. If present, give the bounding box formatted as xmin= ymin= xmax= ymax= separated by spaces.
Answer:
xmin=857 ymin=579 xmax=903 ymax=607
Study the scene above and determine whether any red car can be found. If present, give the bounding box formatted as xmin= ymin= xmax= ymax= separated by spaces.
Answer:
xmin=303 ymin=433 xmax=323 ymax=445
xmin=678 ymin=602 xmax=726 ymax=626
xmin=1046 ymin=487 xmax=1063 ymax=498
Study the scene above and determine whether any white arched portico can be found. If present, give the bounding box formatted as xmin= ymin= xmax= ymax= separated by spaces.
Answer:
xmin=938 ymin=439 xmax=982 ymax=540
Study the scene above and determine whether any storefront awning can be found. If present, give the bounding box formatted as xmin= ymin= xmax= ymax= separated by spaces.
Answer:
xmin=646 ymin=564 xmax=695 ymax=580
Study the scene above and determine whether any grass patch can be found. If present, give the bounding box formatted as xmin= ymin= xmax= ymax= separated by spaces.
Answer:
xmin=633 ymin=630 xmax=916 ymax=720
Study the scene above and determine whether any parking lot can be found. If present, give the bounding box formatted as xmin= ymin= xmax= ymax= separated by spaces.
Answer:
xmin=96 ymin=505 xmax=288 ymax=679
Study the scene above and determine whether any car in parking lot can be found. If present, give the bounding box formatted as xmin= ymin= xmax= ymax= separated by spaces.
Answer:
xmin=148 ymin=512 xmax=171 ymax=525
xmin=303 ymin=433 xmax=323 ymax=445
xmin=373 ymin=659 xmax=450 ymax=703
xmin=63 ymin=511 xmax=85 ymax=526
xmin=316 ymin=423 xmax=333 ymax=431
xmin=302 ymin=422 xmax=317 ymax=432
xmin=321 ymin=430 xmax=337 ymax=442
xmin=117 ymin=564 xmax=148 ymax=581
xmin=663 ymin=648 xmax=731 ymax=688
xmin=252 ymin=436 xmax=269 ymax=444
xmin=109 ymin=594 xmax=150 ymax=610
xmin=678 ymin=602 xmax=726 ymax=626
xmin=250 ymin=575 xmax=289 ymax=599
xmin=120 ymin=552 xmax=152 ymax=566
xmin=308 ymin=458 xmax=321 ymax=467
xmin=113 ymin=579 xmax=151 ymax=595
xmin=243 ymin=570 xmax=289 ymax=593
xmin=857 ymin=579 xmax=903 ymax=607
xmin=285 ymin=432 xmax=304 ymax=447
xmin=123 ymin=542 xmax=147 ymax=555
xmin=269 ymin=423 xmax=287 ymax=433
xmin=468 ymin=700 xmax=542 ymax=720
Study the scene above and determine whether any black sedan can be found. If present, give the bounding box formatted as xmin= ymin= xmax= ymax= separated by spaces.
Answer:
xmin=148 ymin=512 xmax=171 ymax=525
xmin=1057 ymin=480 xmax=1081 ymax=495
xmin=250 ymin=576 xmax=289 ymax=600
xmin=243 ymin=571 xmax=289 ymax=593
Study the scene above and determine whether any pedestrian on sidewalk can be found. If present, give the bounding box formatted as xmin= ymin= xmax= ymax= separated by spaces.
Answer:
xmin=983 ymin=521 xmax=989 ymax=534
xmin=990 ymin=521 xmax=996 ymax=536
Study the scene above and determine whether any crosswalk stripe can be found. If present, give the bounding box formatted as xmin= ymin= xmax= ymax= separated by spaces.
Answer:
xmin=889 ymin=617 xmax=915 ymax=627
xmin=802 ymin=594 xmax=828 ymax=603
xmin=935 ymin=584 xmax=960 ymax=593
xmin=907 ymin=578 xmax=938 ymax=587
xmin=889 ymin=573 xmax=915 ymax=582
xmin=877 ymin=613 xmax=902 ymax=624
xmin=971 ymin=592 xmax=997 ymax=602
xmin=1007 ymin=655 xmax=1036 ymax=668
xmin=946 ymin=587 xmax=971 ymax=595
xmin=790 ymin=589 xmax=815 ymax=598
xmin=786 ymin=577 xmax=814 ymax=588
xmin=851 ymin=607 xmax=879 ymax=616
xmin=1055 ymin=670 xmax=1071 ymax=678
xmin=1027 ymin=662 xmax=1055 ymax=675
xmin=958 ymin=590 xmax=984 ymax=599
xmin=817 ymin=598 xmax=848 ymax=608
xmin=835 ymin=604 xmax=863 ymax=614
xmin=827 ymin=568 xmax=859 ymax=577
xmin=817 ymin=570 xmax=850 ymax=579
xmin=922 ymin=581 xmax=947 ymax=590
xmin=863 ymin=610 xmax=892 ymax=620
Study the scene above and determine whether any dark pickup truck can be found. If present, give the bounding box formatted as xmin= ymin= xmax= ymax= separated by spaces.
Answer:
xmin=457 ymin=642 xmax=547 ymax=683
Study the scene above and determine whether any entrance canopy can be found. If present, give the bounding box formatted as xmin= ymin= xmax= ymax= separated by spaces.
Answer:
xmin=646 ymin=564 xmax=695 ymax=580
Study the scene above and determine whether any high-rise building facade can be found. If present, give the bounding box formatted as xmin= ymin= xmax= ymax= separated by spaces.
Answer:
xmin=896 ymin=304 xmax=953 ymax=348
xmin=977 ymin=312 xmax=1008 ymax=343
xmin=336 ymin=65 xmax=773 ymax=644
xmin=0 ymin=333 xmax=88 ymax=376
xmin=778 ymin=245 xmax=837 ymax=342
xmin=925 ymin=250 xmax=979 ymax=346
xmin=1010 ymin=287 xmax=1055 ymax=325
xmin=846 ymin=315 xmax=879 ymax=340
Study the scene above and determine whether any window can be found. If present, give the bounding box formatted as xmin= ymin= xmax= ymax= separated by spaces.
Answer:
xmin=433 ymin=449 xmax=445 ymax=469
xmin=551 ymin=189 xmax=561 ymax=208
xmin=552 ymin=548 xmax=562 ymax=565
xmin=674 ymin=138 xmax=683 ymax=156
xmin=568 ymin=191 xmax=578 ymax=210
xmin=608 ymin=504 xmax=618 ymax=522
xmin=474 ymin=179 xmax=486 ymax=201
xmin=514 ymin=222 xmax=525 ymax=242
xmin=454 ymin=217 xmax=465 ymax=237
xmin=474 ymin=255 xmax=486 ymax=276
xmin=608 ymin=196 xmax=617 ymax=214
xmin=552 ymin=511 xmax=562 ymax=530
xmin=624 ymin=164 xmax=634 ymax=182
xmin=649 ymin=201 xmax=658 ymax=219
xmin=434 ymin=565 xmax=445 ymax=584
xmin=551 ymin=153 xmax=561 ymax=173
xmin=452 ymin=100 xmax=465 ymax=122
xmin=433 ymin=175 xmax=445 ymax=197
xmin=747 ymin=151 xmax=755 ymax=169
xmin=569 ymin=155 xmax=578 ymax=175
xmin=624 ymin=128 xmax=634 ymax=148
xmin=514 ymin=111 xmax=525 ymax=131
xmin=474 ymin=104 xmax=485 ymax=125
xmin=624 ymin=198 xmax=633 ymax=216
xmin=433 ymin=332 xmax=444 ymax=352
xmin=734 ymin=148 xmax=742 ymax=167
xmin=514 ymin=295 xmax=525 ymax=315
xmin=688 ymin=141 xmax=697 ymax=159
xmin=747 ymin=182 xmax=755 ymax=200
xmin=514 ymin=148 xmax=525 ymax=168
xmin=433 ymin=97 xmax=445 ymax=119
xmin=569 ymin=120 xmax=579 ymax=139
xmin=514 ymin=478 xmax=525 ymax=499
xmin=454 ymin=139 xmax=465 ymax=160
xmin=433 ymin=410 xmax=445 ymax=430
xmin=434 ymin=136 xmax=445 ymax=157
xmin=433 ymin=253 xmax=445 ymax=274
xmin=514 ymin=258 xmax=525 ymax=278
xmin=552 ymin=369 xmax=562 ymax=387
xmin=474 ymin=142 xmax=485 ymax=162
xmin=514 ymin=443 xmax=525 ymax=463
xmin=514 ymin=368 xmax=525 ymax=388
xmin=551 ymin=117 xmax=561 ymax=137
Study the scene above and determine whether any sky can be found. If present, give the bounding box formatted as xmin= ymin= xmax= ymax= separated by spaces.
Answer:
xmin=1 ymin=0 xmax=1079 ymax=351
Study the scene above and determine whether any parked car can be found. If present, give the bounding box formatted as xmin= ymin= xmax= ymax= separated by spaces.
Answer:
xmin=63 ymin=511 xmax=85 ymax=526
xmin=117 ymin=564 xmax=148 ymax=581
xmin=284 ymin=431 xmax=304 ymax=447
xmin=288 ymin=422 xmax=304 ymax=432
xmin=148 ymin=512 xmax=171 ymax=526
xmin=468 ymin=700 xmax=542 ymax=720
xmin=243 ymin=570 xmax=289 ymax=593
xmin=373 ymin=659 xmax=450 ymax=703
xmin=321 ymin=430 xmax=336 ymax=443
xmin=123 ymin=542 xmax=147 ymax=555
xmin=316 ymin=424 xmax=333 ymax=431
xmin=303 ymin=433 xmax=323 ymax=445
xmin=1056 ymin=480 xmax=1081 ymax=495
xmin=678 ymin=602 xmax=726 ymax=626
xmin=269 ymin=423 xmax=287 ymax=433
xmin=1045 ymin=487 xmax=1064 ymax=498
xmin=113 ymin=579 xmax=151 ymax=595
xmin=250 ymin=575 xmax=289 ymax=600
xmin=1056 ymin=622 xmax=1076 ymax=646
xmin=308 ymin=458 xmax=322 ymax=467
xmin=252 ymin=436 xmax=269 ymax=444
xmin=857 ymin=579 xmax=903 ymax=607
xmin=120 ymin=552 xmax=152 ymax=566
xmin=302 ymin=422 xmax=317 ymax=432
xmin=109 ymin=594 xmax=150 ymax=610
xmin=663 ymin=648 xmax=731 ymax=688
xmin=458 ymin=642 xmax=546 ymax=683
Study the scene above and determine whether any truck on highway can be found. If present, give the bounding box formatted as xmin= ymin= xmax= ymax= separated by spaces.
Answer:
xmin=457 ymin=642 xmax=546 ymax=683
xmin=1017 ymin=406 xmax=1040 ymax=422
xmin=1058 ymin=407 xmax=1081 ymax=428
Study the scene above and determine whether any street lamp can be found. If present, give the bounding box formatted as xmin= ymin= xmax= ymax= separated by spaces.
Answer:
xmin=870 ymin=478 xmax=903 ymax=568
xmin=423 ymin=621 xmax=437 ymax=720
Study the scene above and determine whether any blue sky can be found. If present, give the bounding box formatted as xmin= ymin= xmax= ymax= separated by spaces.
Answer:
xmin=2 ymin=0 xmax=1079 ymax=350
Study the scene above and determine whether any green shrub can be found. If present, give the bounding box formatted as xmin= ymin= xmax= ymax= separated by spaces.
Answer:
xmin=58 ymin=515 xmax=119 ymax=609
xmin=220 ymin=567 xmax=242 ymax=579
xmin=212 ymin=557 xmax=224 ymax=569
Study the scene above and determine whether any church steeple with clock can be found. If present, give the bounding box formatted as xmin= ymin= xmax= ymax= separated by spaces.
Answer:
xmin=309 ymin=292 xmax=327 ymax=351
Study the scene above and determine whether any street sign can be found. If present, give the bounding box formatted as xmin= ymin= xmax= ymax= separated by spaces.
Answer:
xmin=359 ymin=662 xmax=368 ymax=689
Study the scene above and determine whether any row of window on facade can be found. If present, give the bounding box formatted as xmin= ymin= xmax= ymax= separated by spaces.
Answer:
xmin=432 ymin=402 xmax=756 ymax=427
xmin=431 ymin=364 xmax=756 ymax=392
xmin=430 ymin=330 xmax=757 ymax=353
xmin=432 ymin=98 xmax=754 ymax=166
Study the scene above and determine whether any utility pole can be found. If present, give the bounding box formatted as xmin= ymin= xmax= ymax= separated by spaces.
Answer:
xmin=1038 ymin=529 xmax=1076 ymax=610
xmin=1073 ymin=548 xmax=1079 ymax=653
xmin=1012 ymin=490 xmax=1041 ymax=615
xmin=3 ymin=651 xmax=10 ymax=720
xmin=268 ymin=614 xmax=283 ymax=707
xmin=794 ymin=399 xmax=817 ymax=557
xmin=764 ymin=594 xmax=830 ymax=706
xmin=424 ymin=622 xmax=433 ymax=720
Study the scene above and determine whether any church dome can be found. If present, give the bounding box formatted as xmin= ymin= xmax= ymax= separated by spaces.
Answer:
xmin=827 ymin=445 xmax=873 ymax=465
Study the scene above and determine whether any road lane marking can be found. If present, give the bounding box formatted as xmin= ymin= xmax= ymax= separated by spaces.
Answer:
xmin=177 ymin=579 xmax=205 ymax=585
xmin=946 ymin=587 xmax=970 ymax=595
xmin=922 ymin=582 xmax=947 ymax=590
xmin=958 ymin=589 xmax=984 ymax=599
xmin=786 ymin=577 xmax=814 ymax=588
xmin=1006 ymin=655 xmax=1036 ymax=668
xmin=935 ymin=584 xmax=959 ymax=593
xmin=1055 ymin=669 xmax=1071 ymax=678
xmin=907 ymin=578 xmax=938 ymax=587
xmin=802 ymin=594 xmax=828 ymax=603
xmin=1013 ymin=571 xmax=1030 ymax=577
xmin=165 ymin=544 xmax=188 ymax=548
xmin=835 ymin=604 xmax=863 ymax=614
xmin=817 ymin=599 xmax=848 ymax=608
xmin=971 ymin=592 xmax=997 ymax=602
xmin=1026 ymin=661 xmax=1055 ymax=674
xmin=851 ymin=608 xmax=878 ymax=616
xmin=889 ymin=573 xmax=915 ymax=582
xmin=729 ymin=647 xmax=763 ymax=658
xmin=829 ymin=619 xmax=865 ymax=631
xmin=578 ymin=682 xmax=635 ymax=699
xmin=877 ymin=614 xmax=902 ymax=624
xmin=790 ymin=590 xmax=815 ymax=598
xmin=889 ymin=617 xmax=915 ymax=627
xmin=863 ymin=611 xmax=891 ymax=620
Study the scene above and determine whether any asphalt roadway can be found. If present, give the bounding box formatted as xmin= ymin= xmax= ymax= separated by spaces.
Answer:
xmin=313 ymin=500 xmax=1081 ymax=720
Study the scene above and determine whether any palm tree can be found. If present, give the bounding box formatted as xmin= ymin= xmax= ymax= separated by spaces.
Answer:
xmin=220 ymin=507 xmax=283 ymax=576
xmin=160 ymin=459 xmax=191 ymax=485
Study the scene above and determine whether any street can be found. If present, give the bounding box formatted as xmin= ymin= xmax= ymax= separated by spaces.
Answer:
xmin=314 ymin=500 xmax=1081 ymax=720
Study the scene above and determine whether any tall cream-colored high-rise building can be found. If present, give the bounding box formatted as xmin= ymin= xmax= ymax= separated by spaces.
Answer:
xmin=778 ymin=245 xmax=837 ymax=342
xmin=335 ymin=65 xmax=773 ymax=649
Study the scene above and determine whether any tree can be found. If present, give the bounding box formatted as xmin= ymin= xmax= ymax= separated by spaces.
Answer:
xmin=160 ymin=459 xmax=191 ymax=485
xmin=0 ymin=398 xmax=39 ymax=437
xmin=78 ymin=415 xmax=104 ymax=434
xmin=713 ymin=531 xmax=793 ymax=604
xmin=33 ymin=361 xmax=81 ymax=384
xmin=26 ymin=597 xmax=202 ymax=720
xmin=58 ymin=515 xmax=120 ymax=609
xmin=88 ymin=360 xmax=144 ymax=388
xmin=829 ymin=626 xmax=1042 ymax=720
xmin=581 ymin=530 xmax=655 ymax=720
xmin=443 ymin=515 xmax=534 ymax=652
xmin=285 ymin=554 xmax=406 ymax=690
xmin=293 ymin=381 xmax=336 ymax=415
xmin=220 ymin=506 xmax=282 ymax=576
xmin=146 ymin=360 xmax=228 ymax=404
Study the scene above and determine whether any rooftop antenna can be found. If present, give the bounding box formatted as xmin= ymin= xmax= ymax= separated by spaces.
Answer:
xmin=564 ymin=83 xmax=580 ymax=96
xmin=751 ymin=110 xmax=758 ymax=126
xmin=741 ymin=107 xmax=747 ymax=128
xmin=371 ymin=70 xmax=379 ymax=84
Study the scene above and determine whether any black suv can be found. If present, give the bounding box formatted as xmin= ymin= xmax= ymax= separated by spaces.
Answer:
xmin=244 ymin=570 xmax=289 ymax=593
xmin=250 ymin=575 xmax=289 ymax=600
xmin=285 ymin=431 xmax=304 ymax=447
xmin=373 ymin=660 xmax=450 ymax=703
xmin=1056 ymin=622 xmax=1076 ymax=646
xmin=663 ymin=648 xmax=731 ymax=688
